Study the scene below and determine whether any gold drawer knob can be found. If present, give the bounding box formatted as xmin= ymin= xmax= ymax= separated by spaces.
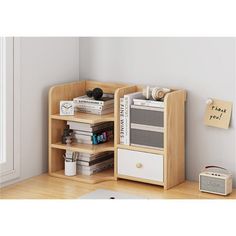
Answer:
xmin=136 ymin=163 xmax=143 ymax=168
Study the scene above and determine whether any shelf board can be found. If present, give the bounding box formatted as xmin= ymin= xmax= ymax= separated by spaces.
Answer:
xmin=117 ymin=174 xmax=164 ymax=186
xmin=51 ymin=112 xmax=114 ymax=124
xmin=117 ymin=144 xmax=164 ymax=155
xmin=50 ymin=168 xmax=115 ymax=184
xmin=51 ymin=141 xmax=114 ymax=154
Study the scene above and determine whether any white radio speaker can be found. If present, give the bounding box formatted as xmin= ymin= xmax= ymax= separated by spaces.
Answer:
xmin=199 ymin=166 xmax=232 ymax=196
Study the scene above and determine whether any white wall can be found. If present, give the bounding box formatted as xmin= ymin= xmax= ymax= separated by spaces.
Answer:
xmin=4 ymin=37 xmax=79 ymax=186
xmin=79 ymin=37 xmax=236 ymax=186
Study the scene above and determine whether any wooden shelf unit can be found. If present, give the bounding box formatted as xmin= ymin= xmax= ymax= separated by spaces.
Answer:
xmin=48 ymin=80 xmax=125 ymax=184
xmin=49 ymin=80 xmax=186 ymax=189
xmin=114 ymin=85 xmax=186 ymax=190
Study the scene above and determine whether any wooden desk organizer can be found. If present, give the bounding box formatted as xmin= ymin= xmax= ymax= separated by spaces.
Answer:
xmin=48 ymin=80 xmax=186 ymax=189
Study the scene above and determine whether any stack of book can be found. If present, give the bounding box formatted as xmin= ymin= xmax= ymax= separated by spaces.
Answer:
xmin=67 ymin=121 xmax=114 ymax=145
xmin=65 ymin=150 xmax=114 ymax=176
xmin=77 ymin=152 xmax=114 ymax=175
xmin=73 ymin=94 xmax=114 ymax=115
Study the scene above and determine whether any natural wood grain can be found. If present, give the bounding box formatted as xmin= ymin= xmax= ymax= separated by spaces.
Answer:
xmin=51 ymin=112 xmax=114 ymax=124
xmin=114 ymin=85 xmax=138 ymax=146
xmin=49 ymin=80 xmax=127 ymax=183
xmin=117 ymin=144 xmax=164 ymax=155
xmin=51 ymin=168 xmax=115 ymax=184
xmin=51 ymin=141 xmax=114 ymax=154
xmin=50 ymin=148 xmax=64 ymax=173
xmin=49 ymin=80 xmax=86 ymax=115
xmin=117 ymin=174 xmax=164 ymax=186
xmin=48 ymin=80 xmax=85 ymax=176
xmin=114 ymin=85 xmax=138 ymax=178
xmin=1 ymin=174 xmax=235 ymax=199
xmin=164 ymin=90 xmax=186 ymax=189
xmin=114 ymin=85 xmax=187 ymax=190
xmin=49 ymin=80 xmax=186 ymax=189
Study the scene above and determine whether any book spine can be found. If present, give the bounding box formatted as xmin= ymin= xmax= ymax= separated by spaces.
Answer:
xmin=77 ymin=152 xmax=112 ymax=162
xmin=77 ymin=108 xmax=102 ymax=114
xmin=75 ymin=104 xmax=103 ymax=111
xmin=74 ymin=98 xmax=104 ymax=105
xmin=120 ymin=98 xmax=125 ymax=144
xmin=78 ymin=158 xmax=114 ymax=171
xmin=123 ymin=96 xmax=130 ymax=145
xmin=77 ymin=153 xmax=113 ymax=167
xmin=91 ymin=122 xmax=114 ymax=132
xmin=85 ymin=163 xmax=114 ymax=175
xmin=77 ymin=160 xmax=89 ymax=166
xmin=133 ymin=100 xmax=164 ymax=108
xmin=73 ymin=139 xmax=93 ymax=144
xmin=73 ymin=131 xmax=93 ymax=136
xmin=92 ymin=130 xmax=113 ymax=145
xmin=67 ymin=121 xmax=91 ymax=130
xmin=73 ymin=134 xmax=92 ymax=140
xmin=74 ymin=103 xmax=114 ymax=110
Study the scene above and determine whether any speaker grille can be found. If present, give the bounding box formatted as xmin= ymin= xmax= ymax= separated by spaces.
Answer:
xmin=200 ymin=175 xmax=225 ymax=194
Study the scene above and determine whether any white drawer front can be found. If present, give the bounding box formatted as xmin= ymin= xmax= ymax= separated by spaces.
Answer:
xmin=117 ymin=149 xmax=163 ymax=182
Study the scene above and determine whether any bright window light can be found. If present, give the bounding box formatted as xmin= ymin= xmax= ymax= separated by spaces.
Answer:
xmin=0 ymin=37 xmax=6 ymax=164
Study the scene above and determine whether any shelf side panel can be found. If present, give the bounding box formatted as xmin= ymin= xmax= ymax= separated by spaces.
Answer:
xmin=114 ymin=85 xmax=138 ymax=178
xmin=49 ymin=80 xmax=86 ymax=115
xmin=49 ymin=148 xmax=64 ymax=174
xmin=164 ymin=90 xmax=186 ymax=189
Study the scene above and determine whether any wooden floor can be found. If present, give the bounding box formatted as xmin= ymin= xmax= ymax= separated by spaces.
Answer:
xmin=0 ymin=174 xmax=236 ymax=199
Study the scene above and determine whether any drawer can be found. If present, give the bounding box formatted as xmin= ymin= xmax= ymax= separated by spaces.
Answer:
xmin=131 ymin=105 xmax=164 ymax=127
xmin=117 ymin=149 xmax=163 ymax=182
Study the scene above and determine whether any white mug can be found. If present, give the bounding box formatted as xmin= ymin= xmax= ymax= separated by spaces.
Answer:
xmin=64 ymin=161 xmax=76 ymax=176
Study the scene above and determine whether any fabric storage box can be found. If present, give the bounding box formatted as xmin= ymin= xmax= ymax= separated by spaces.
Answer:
xmin=130 ymin=105 xmax=164 ymax=149
xmin=130 ymin=105 xmax=164 ymax=127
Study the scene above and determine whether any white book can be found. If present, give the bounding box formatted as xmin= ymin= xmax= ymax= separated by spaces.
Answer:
xmin=67 ymin=121 xmax=93 ymax=130
xmin=73 ymin=130 xmax=93 ymax=136
xmin=77 ymin=153 xmax=113 ymax=166
xmin=73 ymin=134 xmax=92 ymax=141
xmin=73 ymin=138 xmax=93 ymax=144
xmin=120 ymin=98 xmax=125 ymax=144
xmin=123 ymin=92 xmax=143 ymax=145
xmin=78 ymin=163 xmax=113 ymax=176
xmin=133 ymin=98 xmax=164 ymax=108
xmin=77 ymin=158 xmax=114 ymax=171
xmin=67 ymin=121 xmax=113 ymax=132
xmin=73 ymin=95 xmax=114 ymax=106
xmin=77 ymin=160 xmax=114 ymax=176
xmin=78 ymin=152 xmax=110 ymax=162
xmin=74 ymin=102 xmax=114 ymax=110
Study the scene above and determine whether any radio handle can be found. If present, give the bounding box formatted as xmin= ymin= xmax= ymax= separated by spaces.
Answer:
xmin=204 ymin=165 xmax=231 ymax=174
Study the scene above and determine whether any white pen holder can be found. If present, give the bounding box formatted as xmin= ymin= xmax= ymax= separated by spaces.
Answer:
xmin=64 ymin=161 xmax=76 ymax=176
